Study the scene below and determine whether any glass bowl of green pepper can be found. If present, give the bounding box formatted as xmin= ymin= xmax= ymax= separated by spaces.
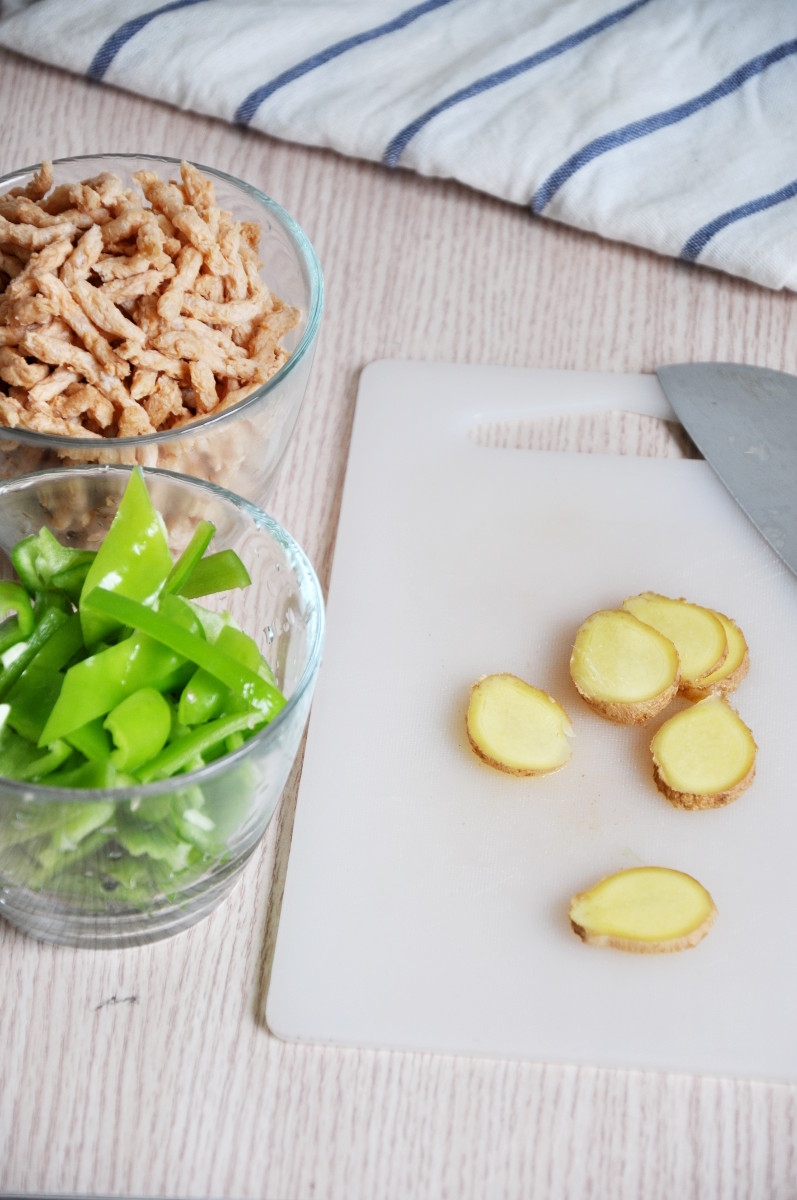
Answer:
xmin=0 ymin=464 xmax=324 ymax=947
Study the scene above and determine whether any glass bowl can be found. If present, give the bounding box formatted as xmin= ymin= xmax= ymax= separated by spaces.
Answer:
xmin=0 ymin=153 xmax=323 ymax=508
xmin=0 ymin=466 xmax=325 ymax=947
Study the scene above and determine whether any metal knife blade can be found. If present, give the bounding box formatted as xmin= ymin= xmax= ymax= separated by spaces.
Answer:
xmin=656 ymin=362 xmax=797 ymax=578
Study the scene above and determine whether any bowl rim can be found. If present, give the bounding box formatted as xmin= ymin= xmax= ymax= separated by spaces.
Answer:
xmin=0 ymin=462 xmax=326 ymax=802
xmin=0 ymin=152 xmax=324 ymax=448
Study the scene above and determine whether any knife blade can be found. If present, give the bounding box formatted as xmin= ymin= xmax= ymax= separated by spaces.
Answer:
xmin=656 ymin=362 xmax=797 ymax=578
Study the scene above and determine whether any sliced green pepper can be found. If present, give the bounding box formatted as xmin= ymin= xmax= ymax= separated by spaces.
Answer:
xmin=83 ymin=589 xmax=285 ymax=720
xmin=79 ymin=467 xmax=173 ymax=647
xmin=10 ymin=535 xmax=44 ymax=594
xmin=114 ymin=812 xmax=194 ymax=873
xmin=135 ymin=710 xmax=269 ymax=782
xmin=0 ymin=724 xmax=73 ymax=781
xmin=178 ymin=622 xmax=276 ymax=725
xmin=38 ymin=632 xmax=191 ymax=745
xmin=66 ymin=717 xmax=112 ymax=763
xmin=29 ymin=612 xmax=85 ymax=672
xmin=6 ymin=663 xmax=63 ymax=742
xmin=0 ymin=606 xmax=69 ymax=702
xmin=104 ymin=687 xmax=172 ymax=772
xmin=177 ymin=549 xmax=251 ymax=599
xmin=0 ymin=581 xmax=34 ymax=638
xmin=162 ymin=520 xmax=215 ymax=596
xmin=42 ymin=760 xmax=126 ymax=789
xmin=34 ymin=803 xmax=116 ymax=874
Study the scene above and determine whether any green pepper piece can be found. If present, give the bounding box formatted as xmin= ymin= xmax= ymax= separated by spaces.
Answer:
xmin=34 ymin=802 xmax=116 ymax=874
xmin=16 ymin=741 xmax=75 ymax=780
xmin=10 ymin=535 xmax=44 ymax=594
xmin=156 ymin=592 xmax=205 ymax=639
xmin=83 ymin=589 xmax=286 ymax=720
xmin=177 ymin=549 xmax=251 ymax=599
xmin=79 ymin=467 xmax=173 ymax=647
xmin=38 ymin=631 xmax=190 ymax=745
xmin=168 ymin=802 xmax=216 ymax=853
xmin=0 ymin=607 xmax=68 ymax=703
xmin=66 ymin=717 xmax=112 ymax=763
xmin=0 ymin=581 xmax=34 ymax=638
xmin=31 ymin=613 xmax=85 ymax=672
xmin=0 ymin=723 xmax=74 ymax=781
xmin=49 ymin=561 xmax=94 ymax=603
xmin=162 ymin=520 xmax=215 ymax=596
xmin=6 ymin=663 xmax=63 ymax=743
xmin=178 ymin=670 xmax=226 ymax=726
xmin=178 ymin=623 xmax=275 ymax=725
xmin=135 ymin=710 xmax=268 ymax=782
xmin=31 ymin=527 xmax=95 ymax=588
xmin=42 ymin=760 xmax=125 ymax=789
xmin=185 ymin=601 xmax=230 ymax=642
xmin=104 ymin=687 xmax=172 ymax=772
xmin=0 ymin=616 xmax=26 ymax=656
xmin=28 ymin=828 xmax=114 ymax=888
xmin=114 ymin=811 xmax=194 ymax=873
xmin=128 ymin=792 xmax=173 ymax=823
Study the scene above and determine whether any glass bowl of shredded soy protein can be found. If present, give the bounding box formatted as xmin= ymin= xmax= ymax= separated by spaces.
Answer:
xmin=0 ymin=154 xmax=324 ymax=508
xmin=0 ymin=464 xmax=324 ymax=947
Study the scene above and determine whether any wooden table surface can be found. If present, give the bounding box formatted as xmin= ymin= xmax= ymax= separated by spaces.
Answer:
xmin=1 ymin=45 xmax=796 ymax=1200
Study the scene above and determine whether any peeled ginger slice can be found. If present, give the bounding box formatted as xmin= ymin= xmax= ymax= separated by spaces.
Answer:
xmin=569 ymin=866 xmax=717 ymax=953
xmin=650 ymin=695 xmax=757 ymax=809
xmin=622 ymin=592 xmax=727 ymax=688
xmin=681 ymin=609 xmax=749 ymax=700
xmin=466 ymin=673 xmax=573 ymax=776
xmin=569 ymin=608 xmax=680 ymax=724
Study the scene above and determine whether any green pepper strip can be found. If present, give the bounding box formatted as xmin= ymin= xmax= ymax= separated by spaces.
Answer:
xmin=31 ymin=527 xmax=95 ymax=587
xmin=39 ymin=631 xmax=191 ymax=745
xmin=49 ymin=562 xmax=94 ymax=604
xmin=177 ymin=549 xmax=251 ymax=599
xmin=0 ymin=616 xmax=25 ymax=656
xmin=104 ymin=687 xmax=172 ymax=772
xmin=135 ymin=711 xmax=268 ymax=782
xmin=79 ymin=466 xmax=173 ymax=647
xmin=83 ymin=589 xmax=286 ymax=720
xmin=6 ymin=664 xmax=63 ymax=743
xmin=42 ymin=760 xmax=125 ymax=789
xmin=0 ymin=607 xmax=68 ymax=702
xmin=66 ymin=717 xmax=112 ymax=763
xmin=15 ymin=739 xmax=74 ymax=781
xmin=0 ymin=582 xmax=34 ymax=637
xmin=178 ymin=624 xmax=274 ymax=726
xmin=162 ymin=520 xmax=215 ymax=596
xmin=30 ymin=613 xmax=84 ymax=672
xmin=10 ymin=535 xmax=43 ymax=594
xmin=0 ymin=723 xmax=72 ymax=784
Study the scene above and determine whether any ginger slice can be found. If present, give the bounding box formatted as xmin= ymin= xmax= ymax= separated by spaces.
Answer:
xmin=680 ymin=609 xmax=749 ymax=700
xmin=569 ymin=608 xmax=680 ymax=724
xmin=466 ymin=673 xmax=573 ymax=776
xmin=622 ymin=592 xmax=727 ymax=690
xmin=650 ymin=695 xmax=757 ymax=809
xmin=569 ymin=866 xmax=717 ymax=953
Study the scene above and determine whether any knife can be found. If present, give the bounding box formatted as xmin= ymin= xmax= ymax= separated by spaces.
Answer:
xmin=656 ymin=362 xmax=797 ymax=578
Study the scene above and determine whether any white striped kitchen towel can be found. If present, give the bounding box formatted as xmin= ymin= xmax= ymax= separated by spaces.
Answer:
xmin=1 ymin=0 xmax=796 ymax=291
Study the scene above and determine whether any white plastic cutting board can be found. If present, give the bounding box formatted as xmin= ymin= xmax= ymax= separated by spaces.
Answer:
xmin=267 ymin=360 xmax=797 ymax=1081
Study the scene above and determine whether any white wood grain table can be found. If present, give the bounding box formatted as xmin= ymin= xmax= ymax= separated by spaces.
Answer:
xmin=1 ymin=46 xmax=796 ymax=1200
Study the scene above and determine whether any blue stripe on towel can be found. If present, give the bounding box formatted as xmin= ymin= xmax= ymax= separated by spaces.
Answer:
xmin=87 ymin=0 xmax=210 ymax=80
xmin=681 ymin=177 xmax=797 ymax=261
xmin=382 ymin=0 xmax=655 ymax=167
xmin=234 ymin=0 xmax=458 ymax=126
xmin=532 ymin=38 xmax=797 ymax=213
